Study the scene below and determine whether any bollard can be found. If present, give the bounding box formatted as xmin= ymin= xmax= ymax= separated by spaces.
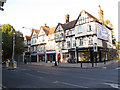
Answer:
xmin=92 ymin=61 xmax=94 ymax=67
xmin=81 ymin=61 xmax=82 ymax=68
xmin=55 ymin=61 xmax=58 ymax=66
xmin=104 ymin=59 xmax=106 ymax=64
xmin=95 ymin=58 xmax=97 ymax=66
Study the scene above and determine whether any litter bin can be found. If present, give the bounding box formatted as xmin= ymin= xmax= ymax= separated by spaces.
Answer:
xmin=6 ymin=61 xmax=9 ymax=68
xmin=13 ymin=61 xmax=17 ymax=69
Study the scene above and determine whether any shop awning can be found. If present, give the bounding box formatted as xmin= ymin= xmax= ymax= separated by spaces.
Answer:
xmin=46 ymin=52 xmax=56 ymax=55
xmin=31 ymin=52 xmax=37 ymax=56
xmin=38 ymin=53 xmax=45 ymax=56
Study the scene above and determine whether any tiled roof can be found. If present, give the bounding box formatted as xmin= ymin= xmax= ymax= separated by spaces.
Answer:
xmin=60 ymin=20 xmax=77 ymax=30
xmin=26 ymin=36 xmax=31 ymax=40
xmin=41 ymin=26 xmax=56 ymax=35
xmin=41 ymin=26 xmax=50 ymax=36
xmin=49 ymin=27 xmax=56 ymax=34
xmin=31 ymin=29 xmax=40 ymax=36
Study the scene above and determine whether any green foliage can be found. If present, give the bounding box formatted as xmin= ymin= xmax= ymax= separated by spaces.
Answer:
xmin=1 ymin=24 xmax=24 ymax=61
xmin=104 ymin=20 xmax=113 ymax=29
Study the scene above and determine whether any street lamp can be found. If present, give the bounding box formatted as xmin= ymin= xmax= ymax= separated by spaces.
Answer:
xmin=12 ymin=32 xmax=15 ymax=62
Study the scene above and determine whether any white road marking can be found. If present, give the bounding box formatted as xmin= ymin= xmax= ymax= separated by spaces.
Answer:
xmin=73 ymin=76 xmax=118 ymax=83
xmin=116 ymin=67 xmax=120 ymax=70
xmin=102 ymin=67 xmax=107 ymax=69
xmin=104 ymin=83 xmax=120 ymax=89
xmin=57 ymin=81 xmax=88 ymax=88
xmin=37 ymin=70 xmax=58 ymax=75
xmin=37 ymin=71 xmax=48 ymax=74
xmin=25 ymin=73 xmax=43 ymax=79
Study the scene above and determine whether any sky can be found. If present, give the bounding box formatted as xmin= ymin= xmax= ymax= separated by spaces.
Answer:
xmin=0 ymin=0 xmax=119 ymax=41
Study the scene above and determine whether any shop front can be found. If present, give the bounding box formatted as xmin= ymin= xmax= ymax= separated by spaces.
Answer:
xmin=77 ymin=47 xmax=111 ymax=63
xmin=24 ymin=52 xmax=31 ymax=63
xmin=68 ymin=49 xmax=75 ymax=60
xmin=46 ymin=51 xmax=56 ymax=63
xmin=38 ymin=53 xmax=45 ymax=62
xmin=62 ymin=50 xmax=69 ymax=63
xmin=31 ymin=52 xmax=37 ymax=62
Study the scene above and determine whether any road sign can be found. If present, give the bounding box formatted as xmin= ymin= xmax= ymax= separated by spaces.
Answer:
xmin=93 ymin=43 xmax=97 ymax=52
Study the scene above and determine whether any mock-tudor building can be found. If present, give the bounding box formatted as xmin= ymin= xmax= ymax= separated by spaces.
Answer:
xmin=31 ymin=29 xmax=39 ymax=62
xmin=24 ymin=35 xmax=31 ymax=63
xmin=24 ymin=5 xmax=116 ymax=63
xmin=55 ymin=5 xmax=115 ymax=63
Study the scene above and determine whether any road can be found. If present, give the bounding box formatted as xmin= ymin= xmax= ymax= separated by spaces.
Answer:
xmin=2 ymin=62 xmax=120 ymax=89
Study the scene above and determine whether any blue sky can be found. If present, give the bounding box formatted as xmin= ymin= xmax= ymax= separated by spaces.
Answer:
xmin=0 ymin=0 xmax=119 ymax=41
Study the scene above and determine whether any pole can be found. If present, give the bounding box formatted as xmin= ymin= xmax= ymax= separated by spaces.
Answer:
xmin=12 ymin=33 xmax=15 ymax=62
xmin=75 ymin=47 xmax=77 ymax=63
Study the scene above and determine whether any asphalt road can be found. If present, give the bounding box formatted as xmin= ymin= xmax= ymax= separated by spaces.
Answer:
xmin=2 ymin=62 xmax=120 ymax=89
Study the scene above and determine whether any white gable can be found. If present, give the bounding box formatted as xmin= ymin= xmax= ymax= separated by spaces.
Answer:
xmin=38 ymin=28 xmax=45 ymax=36
xmin=56 ymin=25 xmax=63 ymax=32
xmin=31 ymin=31 xmax=36 ymax=38
xmin=76 ymin=11 xmax=95 ymax=25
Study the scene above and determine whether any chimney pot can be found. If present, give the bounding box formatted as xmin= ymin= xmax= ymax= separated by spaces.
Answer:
xmin=65 ymin=14 xmax=69 ymax=23
xmin=44 ymin=23 xmax=47 ymax=27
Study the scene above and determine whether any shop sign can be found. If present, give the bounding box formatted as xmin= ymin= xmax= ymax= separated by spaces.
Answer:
xmin=97 ymin=24 xmax=109 ymax=41
xmin=62 ymin=50 xmax=68 ymax=53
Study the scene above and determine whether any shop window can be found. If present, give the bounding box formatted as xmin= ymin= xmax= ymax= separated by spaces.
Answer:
xmin=78 ymin=52 xmax=91 ymax=62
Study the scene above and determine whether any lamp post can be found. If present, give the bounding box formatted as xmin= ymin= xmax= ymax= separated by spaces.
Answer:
xmin=12 ymin=32 xmax=15 ymax=62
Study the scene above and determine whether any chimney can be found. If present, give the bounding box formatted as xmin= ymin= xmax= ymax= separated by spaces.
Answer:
xmin=44 ymin=23 xmax=47 ymax=27
xmin=98 ymin=5 xmax=104 ymax=23
xmin=65 ymin=14 xmax=69 ymax=23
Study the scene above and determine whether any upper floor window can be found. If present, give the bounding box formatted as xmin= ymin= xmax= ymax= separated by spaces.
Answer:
xmin=73 ymin=40 xmax=76 ymax=47
xmin=61 ymin=33 xmax=63 ymax=38
xmin=79 ymin=38 xmax=83 ymax=46
xmin=67 ymin=41 xmax=70 ymax=48
xmin=62 ymin=42 xmax=64 ymax=48
xmin=88 ymin=37 xmax=93 ymax=45
xmin=72 ymin=30 xmax=75 ymax=34
xmin=87 ymin=25 xmax=92 ymax=32
xmin=78 ymin=26 xmax=82 ymax=33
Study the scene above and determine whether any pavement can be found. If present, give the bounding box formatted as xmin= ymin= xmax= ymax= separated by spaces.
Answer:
xmin=24 ymin=59 xmax=119 ymax=68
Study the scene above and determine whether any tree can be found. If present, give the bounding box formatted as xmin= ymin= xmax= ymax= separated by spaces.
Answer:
xmin=1 ymin=24 xmax=24 ymax=61
xmin=104 ymin=20 xmax=117 ymax=45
